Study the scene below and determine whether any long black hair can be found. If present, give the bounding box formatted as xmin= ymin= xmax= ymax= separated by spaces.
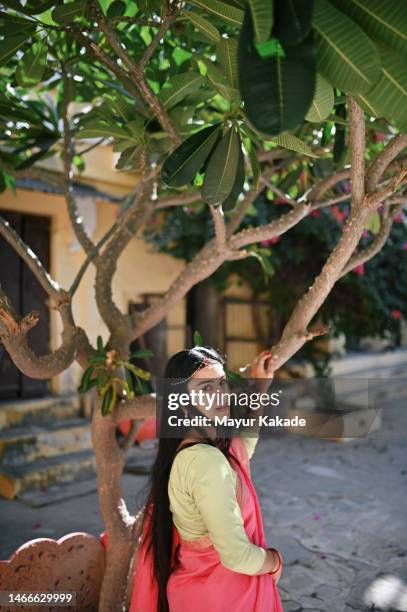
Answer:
xmin=140 ymin=346 xmax=238 ymax=612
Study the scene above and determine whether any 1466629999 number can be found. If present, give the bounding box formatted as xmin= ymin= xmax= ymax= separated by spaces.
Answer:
xmin=0 ymin=592 xmax=75 ymax=607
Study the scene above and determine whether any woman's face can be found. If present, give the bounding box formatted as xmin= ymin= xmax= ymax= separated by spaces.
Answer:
xmin=186 ymin=361 xmax=230 ymax=420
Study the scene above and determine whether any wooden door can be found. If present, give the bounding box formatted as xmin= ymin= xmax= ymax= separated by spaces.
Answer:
xmin=0 ymin=210 xmax=51 ymax=399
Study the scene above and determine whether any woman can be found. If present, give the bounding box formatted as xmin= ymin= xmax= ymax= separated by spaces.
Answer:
xmin=130 ymin=346 xmax=284 ymax=612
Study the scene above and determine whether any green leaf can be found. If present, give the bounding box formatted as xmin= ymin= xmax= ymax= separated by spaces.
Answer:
xmin=78 ymin=366 xmax=95 ymax=393
xmin=305 ymin=73 xmax=334 ymax=122
xmin=115 ymin=146 xmax=138 ymax=170
xmin=364 ymin=210 xmax=381 ymax=234
xmin=0 ymin=33 xmax=31 ymax=65
xmin=129 ymin=348 xmax=155 ymax=359
xmin=124 ymin=363 xmax=151 ymax=381
xmin=223 ymin=142 xmax=245 ymax=211
xmin=159 ymin=71 xmax=206 ymax=110
xmin=21 ymin=0 xmax=57 ymax=15
xmin=96 ymin=369 xmax=107 ymax=390
xmin=217 ymin=37 xmax=238 ymax=88
xmin=358 ymin=48 xmax=407 ymax=132
xmin=0 ymin=12 xmax=37 ymax=37
xmin=124 ymin=368 xmax=135 ymax=396
xmin=225 ymin=366 xmax=246 ymax=383
xmin=161 ymin=123 xmax=221 ymax=187
xmin=15 ymin=40 xmax=47 ymax=87
xmin=313 ymin=0 xmax=381 ymax=94
xmin=101 ymin=385 xmax=115 ymax=415
xmin=249 ymin=246 xmax=275 ymax=283
xmin=201 ymin=58 xmax=239 ymax=102
xmin=52 ymin=1 xmax=86 ymax=24
xmin=202 ymin=127 xmax=240 ymax=206
xmin=193 ymin=329 xmax=204 ymax=345
xmin=189 ymin=0 xmax=244 ymax=26
xmin=78 ymin=122 xmax=133 ymax=140
xmin=108 ymin=94 xmax=135 ymax=121
xmin=108 ymin=384 xmax=117 ymax=413
xmin=270 ymin=134 xmax=319 ymax=157
xmin=1 ymin=0 xmax=56 ymax=14
xmin=97 ymin=335 xmax=105 ymax=354
xmin=353 ymin=93 xmax=380 ymax=117
xmin=107 ymin=0 xmax=125 ymax=17
xmin=273 ymin=0 xmax=314 ymax=45
xmin=182 ymin=10 xmax=221 ymax=43
xmin=238 ymin=7 xmax=316 ymax=136
xmin=333 ymin=0 xmax=407 ymax=61
xmin=247 ymin=0 xmax=273 ymax=43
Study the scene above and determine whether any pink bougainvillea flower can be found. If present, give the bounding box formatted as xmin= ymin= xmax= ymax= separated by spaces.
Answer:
xmin=331 ymin=206 xmax=345 ymax=222
xmin=374 ymin=132 xmax=385 ymax=143
xmin=377 ymin=205 xmax=384 ymax=214
xmin=391 ymin=310 xmax=401 ymax=319
xmin=260 ymin=236 xmax=280 ymax=246
xmin=394 ymin=215 xmax=403 ymax=223
xmin=311 ymin=210 xmax=321 ymax=217
xmin=362 ymin=230 xmax=370 ymax=238
xmin=352 ymin=263 xmax=365 ymax=276
xmin=402 ymin=242 xmax=407 ymax=251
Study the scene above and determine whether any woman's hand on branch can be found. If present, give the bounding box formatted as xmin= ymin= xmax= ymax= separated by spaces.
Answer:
xmin=249 ymin=350 xmax=274 ymax=393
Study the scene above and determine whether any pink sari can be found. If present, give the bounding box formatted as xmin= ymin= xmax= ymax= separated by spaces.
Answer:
xmin=128 ymin=436 xmax=283 ymax=612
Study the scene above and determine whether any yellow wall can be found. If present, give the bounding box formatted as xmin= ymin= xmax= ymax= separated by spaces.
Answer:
xmin=0 ymin=187 xmax=185 ymax=394
xmin=37 ymin=142 xmax=140 ymax=196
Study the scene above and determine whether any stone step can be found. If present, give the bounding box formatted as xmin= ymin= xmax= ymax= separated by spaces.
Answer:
xmin=16 ymin=478 xmax=99 ymax=508
xmin=0 ymin=394 xmax=81 ymax=430
xmin=0 ymin=418 xmax=92 ymax=467
xmin=0 ymin=448 xmax=96 ymax=500
xmin=124 ymin=443 xmax=157 ymax=475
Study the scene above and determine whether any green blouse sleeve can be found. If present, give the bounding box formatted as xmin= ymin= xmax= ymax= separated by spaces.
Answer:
xmin=186 ymin=445 xmax=266 ymax=575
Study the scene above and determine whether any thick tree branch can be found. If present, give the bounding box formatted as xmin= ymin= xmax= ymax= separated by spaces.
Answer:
xmin=366 ymin=134 xmax=407 ymax=192
xmin=307 ymin=170 xmax=350 ymax=202
xmin=95 ymin=185 xmax=154 ymax=343
xmin=139 ymin=12 xmax=174 ymax=71
xmin=267 ymin=98 xmax=369 ymax=369
xmin=62 ymin=73 xmax=95 ymax=255
xmin=310 ymin=192 xmax=351 ymax=210
xmin=0 ymin=288 xmax=80 ymax=379
xmin=229 ymin=203 xmax=310 ymax=249
xmin=114 ymin=394 xmax=156 ymax=425
xmin=260 ymin=175 xmax=297 ymax=207
xmin=210 ymin=205 xmax=227 ymax=254
xmin=340 ymin=201 xmax=404 ymax=278
xmin=348 ymin=96 xmax=366 ymax=208
xmin=90 ymin=0 xmax=181 ymax=145
xmin=226 ymin=168 xmax=274 ymax=236
xmin=0 ymin=211 xmax=95 ymax=375
xmin=0 ymin=159 xmax=64 ymax=190
xmin=0 ymin=216 xmax=61 ymax=298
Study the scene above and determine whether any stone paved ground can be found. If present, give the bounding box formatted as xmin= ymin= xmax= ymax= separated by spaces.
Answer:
xmin=0 ymin=397 xmax=406 ymax=611
xmin=257 ymin=397 xmax=407 ymax=611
